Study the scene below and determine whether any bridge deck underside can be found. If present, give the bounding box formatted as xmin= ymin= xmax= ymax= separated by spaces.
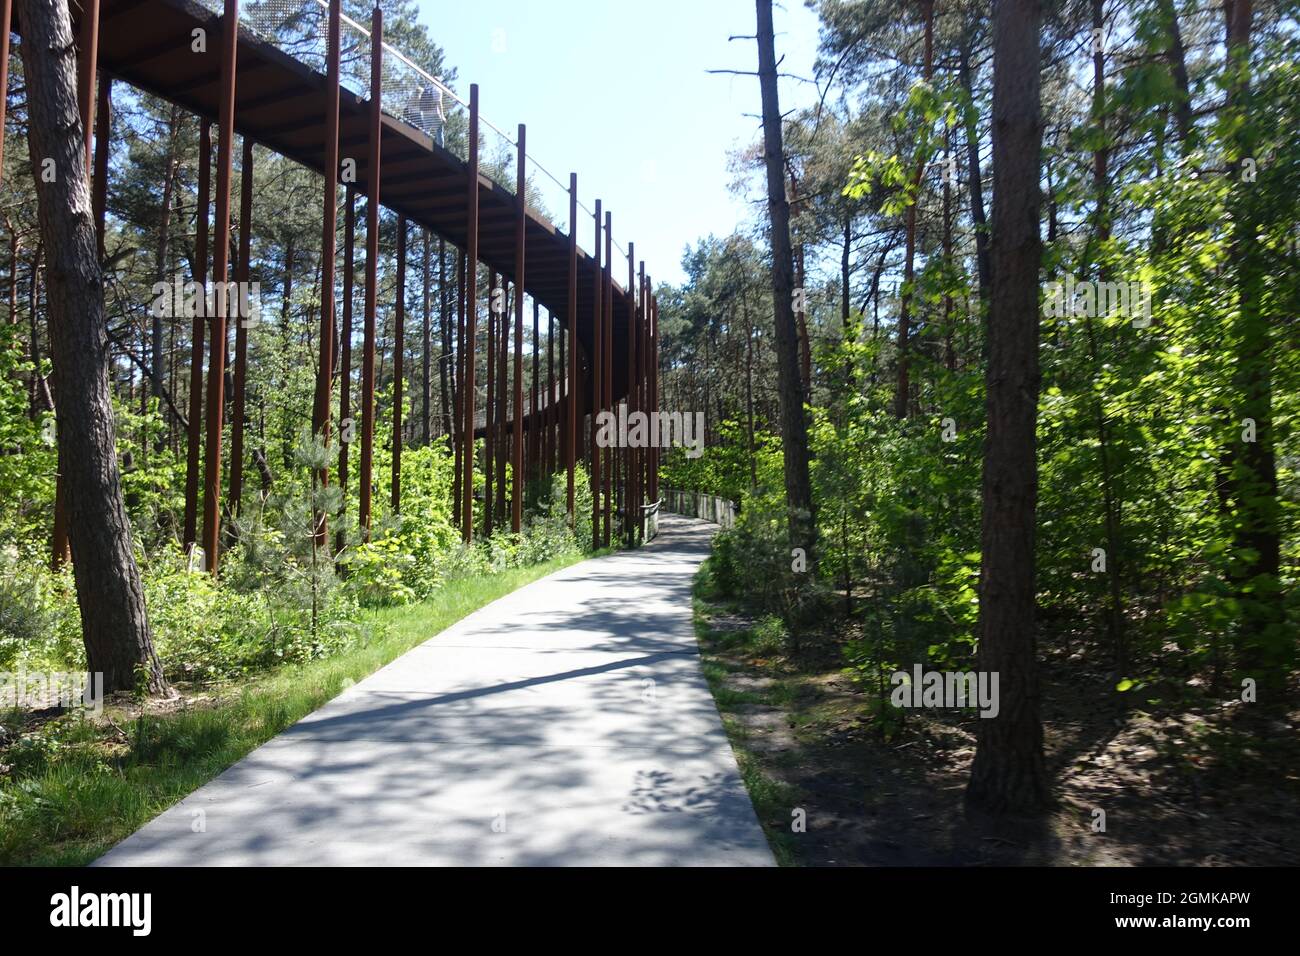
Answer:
xmin=53 ymin=0 xmax=634 ymax=409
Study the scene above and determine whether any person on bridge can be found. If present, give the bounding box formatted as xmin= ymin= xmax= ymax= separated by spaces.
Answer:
xmin=402 ymin=83 xmax=446 ymax=148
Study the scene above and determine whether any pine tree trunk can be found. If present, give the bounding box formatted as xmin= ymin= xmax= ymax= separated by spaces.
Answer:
xmin=965 ymin=0 xmax=1050 ymax=815
xmin=18 ymin=0 xmax=169 ymax=696
xmin=895 ymin=0 xmax=934 ymax=419
xmin=755 ymin=0 xmax=816 ymax=562
xmin=958 ymin=38 xmax=992 ymax=310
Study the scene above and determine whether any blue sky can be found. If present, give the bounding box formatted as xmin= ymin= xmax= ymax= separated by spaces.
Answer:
xmin=410 ymin=0 xmax=823 ymax=285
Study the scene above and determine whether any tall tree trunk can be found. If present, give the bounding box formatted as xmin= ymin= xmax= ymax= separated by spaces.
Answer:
xmin=958 ymin=37 xmax=992 ymax=310
xmin=743 ymin=290 xmax=757 ymax=488
xmin=18 ymin=0 xmax=168 ymax=695
xmin=756 ymin=0 xmax=816 ymax=562
xmin=966 ymin=0 xmax=1051 ymax=815
xmin=1224 ymin=0 xmax=1284 ymax=697
xmin=279 ymin=235 xmax=295 ymax=470
xmin=942 ymin=122 xmax=955 ymax=372
xmin=895 ymin=0 xmax=934 ymax=419
xmin=27 ymin=245 xmax=40 ymax=418
xmin=1156 ymin=0 xmax=1193 ymax=148
xmin=1087 ymin=0 xmax=1128 ymax=679
xmin=795 ymin=242 xmax=811 ymax=395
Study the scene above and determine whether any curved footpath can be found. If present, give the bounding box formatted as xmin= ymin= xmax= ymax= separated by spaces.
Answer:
xmin=96 ymin=514 xmax=774 ymax=866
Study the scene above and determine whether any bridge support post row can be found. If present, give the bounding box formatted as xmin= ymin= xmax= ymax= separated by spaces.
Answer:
xmin=229 ymin=137 xmax=253 ymax=523
xmin=543 ymin=308 xmax=552 ymax=478
xmin=530 ymin=303 xmax=540 ymax=486
xmin=651 ymin=291 xmax=659 ymax=507
xmin=358 ymin=6 xmax=382 ymax=540
xmin=530 ymin=300 xmax=539 ymax=483
xmin=557 ymin=305 xmax=565 ymax=483
xmin=495 ymin=272 xmax=507 ymax=526
xmin=634 ymin=261 xmax=644 ymax=546
xmin=184 ymin=123 xmax=210 ymax=554
xmin=626 ymin=243 xmax=636 ymax=547
xmin=452 ymin=247 xmax=464 ymax=530
xmin=590 ymin=198 xmax=602 ymax=551
xmin=200 ymin=0 xmax=239 ymax=573
xmin=546 ymin=305 xmax=554 ymax=478
xmin=512 ymin=124 xmax=526 ymax=533
xmin=392 ymin=218 xmax=406 ymax=512
xmin=460 ymin=84 xmax=480 ymax=543
xmin=603 ymin=212 xmax=613 ymax=549
xmin=565 ymin=173 xmax=577 ymax=524
xmin=312 ymin=0 xmax=342 ymax=548
xmin=485 ymin=270 xmax=496 ymax=536
xmin=336 ymin=185 xmax=355 ymax=556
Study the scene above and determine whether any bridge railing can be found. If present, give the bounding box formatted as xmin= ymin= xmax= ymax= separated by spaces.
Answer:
xmin=660 ymin=489 xmax=738 ymax=529
xmin=206 ymin=0 xmax=589 ymax=240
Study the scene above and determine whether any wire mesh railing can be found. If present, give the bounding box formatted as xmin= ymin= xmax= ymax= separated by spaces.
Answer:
xmin=199 ymin=0 xmax=634 ymax=269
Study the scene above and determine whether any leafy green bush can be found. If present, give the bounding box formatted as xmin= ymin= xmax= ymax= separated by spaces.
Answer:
xmin=0 ymin=545 xmax=76 ymax=670
xmin=141 ymin=543 xmax=363 ymax=682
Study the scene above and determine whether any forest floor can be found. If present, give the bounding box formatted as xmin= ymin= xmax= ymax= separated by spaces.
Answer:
xmin=694 ymin=571 xmax=1300 ymax=867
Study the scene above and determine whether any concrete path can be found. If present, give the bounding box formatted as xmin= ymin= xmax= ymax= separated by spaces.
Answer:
xmin=96 ymin=514 xmax=774 ymax=866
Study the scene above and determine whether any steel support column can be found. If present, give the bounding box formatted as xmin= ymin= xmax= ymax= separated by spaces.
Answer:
xmin=638 ymin=261 xmax=647 ymax=539
xmin=358 ymin=6 xmax=382 ymax=538
xmin=229 ymin=137 xmax=253 ymax=519
xmin=460 ymin=84 xmax=480 ymax=542
xmin=565 ymin=173 xmax=577 ymax=522
xmin=312 ymin=0 xmax=342 ymax=540
xmin=91 ymin=78 xmax=109 ymax=258
xmin=651 ymin=291 xmax=659 ymax=505
xmin=183 ymin=122 xmax=210 ymax=552
xmin=75 ymin=0 xmax=99 ymax=166
xmin=392 ymin=218 xmax=405 ymax=511
xmin=512 ymin=124 xmax=525 ymax=532
xmin=531 ymin=300 xmax=539 ymax=480
xmin=485 ymin=270 xmax=496 ymax=535
xmin=453 ymin=247 xmax=464 ymax=529
xmin=626 ymin=242 xmax=636 ymax=546
xmin=336 ymin=184 xmax=355 ymax=556
xmin=199 ymin=0 xmax=238 ymax=572
xmin=590 ymin=199 xmax=602 ymax=551
xmin=546 ymin=305 xmax=554 ymax=475
xmin=603 ymin=212 xmax=612 ymax=548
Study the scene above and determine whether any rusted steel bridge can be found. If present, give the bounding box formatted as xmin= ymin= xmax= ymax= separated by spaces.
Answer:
xmin=8 ymin=0 xmax=662 ymax=570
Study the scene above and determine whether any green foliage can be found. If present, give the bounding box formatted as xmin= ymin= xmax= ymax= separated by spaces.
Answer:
xmin=0 ymin=325 xmax=55 ymax=556
xmin=659 ymin=419 xmax=781 ymax=502
xmin=0 ymin=545 xmax=77 ymax=670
